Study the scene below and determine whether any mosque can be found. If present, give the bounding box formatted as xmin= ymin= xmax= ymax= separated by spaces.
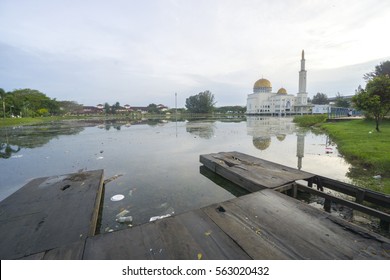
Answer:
xmin=246 ymin=50 xmax=311 ymax=115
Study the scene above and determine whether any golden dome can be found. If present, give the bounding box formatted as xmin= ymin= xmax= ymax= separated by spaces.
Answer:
xmin=276 ymin=134 xmax=286 ymax=141
xmin=277 ymin=87 xmax=287 ymax=94
xmin=253 ymin=78 xmax=271 ymax=89
xmin=252 ymin=136 xmax=271 ymax=150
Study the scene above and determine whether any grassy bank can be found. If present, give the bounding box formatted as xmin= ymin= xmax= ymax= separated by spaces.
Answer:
xmin=293 ymin=115 xmax=390 ymax=193
xmin=0 ymin=116 xmax=95 ymax=127
xmin=321 ymin=119 xmax=390 ymax=193
xmin=321 ymin=119 xmax=390 ymax=173
xmin=293 ymin=114 xmax=327 ymax=127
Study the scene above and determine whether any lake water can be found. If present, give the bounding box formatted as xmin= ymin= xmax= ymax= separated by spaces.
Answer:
xmin=0 ymin=116 xmax=352 ymax=232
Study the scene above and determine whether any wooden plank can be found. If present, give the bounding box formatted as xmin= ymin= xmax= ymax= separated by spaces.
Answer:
xmin=0 ymin=169 xmax=104 ymax=259
xmin=203 ymin=190 xmax=390 ymax=259
xmin=84 ymin=210 xmax=251 ymax=260
xmin=155 ymin=210 xmax=251 ymax=260
xmin=200 ymin=151 xmax=314 ymax=191
xmin=42 ymin=240 xmax=85 ymax=260
xmin=84 ymin=226 xmax=151 ymax=259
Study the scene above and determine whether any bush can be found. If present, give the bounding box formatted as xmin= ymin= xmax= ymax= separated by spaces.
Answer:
xmin=293 ymin=114 xmax=327 ymax=127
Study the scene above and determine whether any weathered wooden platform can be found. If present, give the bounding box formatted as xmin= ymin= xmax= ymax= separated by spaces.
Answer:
xmin=0 ymin=169 xmax=104 ymax=259
xmin=200 ymin=151 xmax=314 ymax=191
xmin=1 ymin=153 xmax=390 ymax=260
xmin=83 ymin=189 xmax=390 ymax=259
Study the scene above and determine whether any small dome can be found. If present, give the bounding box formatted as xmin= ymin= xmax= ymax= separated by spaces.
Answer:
xmin=276 ymin=134 xmax=286 ymax=141
xmin=277 ymin=87 xmax=287 ymax=94
xmin=254 ymin=78 xmax=272 ymax=89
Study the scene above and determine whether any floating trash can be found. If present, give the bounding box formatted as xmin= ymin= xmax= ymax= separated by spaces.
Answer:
xmin=104 ymin=174 xmax=123 ymax=184
xmin=110 ymin=194 xmax=125 ymax=201
xmin=97 ymin=156 xmax=104 ymax=160
xmin=11 ymin=155 xmax=23 ymax=159
xmin=116 ymin=216 xmax=133 ymax=223
xmin=116 ymin=209 xmax=130 ymax=218
xmin=325 ymin=147 xmax=333 ymax=154
xmin=149 ymin=213 xmax=172 ymax=222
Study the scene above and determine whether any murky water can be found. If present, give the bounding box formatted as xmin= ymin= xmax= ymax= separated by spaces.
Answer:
xmin=0 ymin=117 xmax=353 ymax=232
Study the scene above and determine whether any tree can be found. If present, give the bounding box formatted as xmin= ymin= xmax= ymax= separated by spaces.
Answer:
xmin=104 ymin=103 xmax=111 ymax=114
xmin=334 ymin=92 xmax=350 ymax=108
xmin=111 ymin=101 xmax=121 ymax=114
xmin=147 ymin=103 xmax=160 ymax=114
xmin=185 ymin=90 xmax=216 ymax=113
xmin=0 ymin=88 xmax=6 ymax=119
xmin=364 ymin=60 xmax=390 ymax=81
xmin=5 ymin=88 xmax=60 ymax=117
xmin=352 ymin=75 xmax=390 ymax=132
xmin=58 ymin=101 xmax=83 ymax=114
xmin=312 ymin=92 xmax=328 ymax=104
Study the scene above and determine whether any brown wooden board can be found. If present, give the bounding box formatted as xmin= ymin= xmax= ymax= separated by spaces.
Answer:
xmin=200 ymin=151 xmax=314 ymax=191
xmin=203 ymin=189 xmax=390 ymax=259
xmin=0 ymin=169 xmax=104 ymax=259
xmin=83 ymin=209 xmax=251 ymax=260
xmin=84 ymin=225 xmax=150 ymax=259
xmin=315 ymin=176 xmax=390 ymax=208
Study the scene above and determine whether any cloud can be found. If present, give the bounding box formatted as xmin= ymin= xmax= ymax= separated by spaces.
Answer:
xmin=1 ymin=0 xmax=390 ymax=107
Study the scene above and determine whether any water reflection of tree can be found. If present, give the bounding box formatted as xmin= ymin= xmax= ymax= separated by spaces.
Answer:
xmin=186 ymin=121 xmax=216 ymax=139
xmin=0 ymin=123 xmax=85 ymax=157
xmin=0 ymin=143 xmax=21 ymax=159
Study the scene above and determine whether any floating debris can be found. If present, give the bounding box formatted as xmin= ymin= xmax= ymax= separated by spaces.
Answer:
xmin=373 ymin=175 xmax=382 ymax=179
xmin=96 ymin=156 xmax=104 ymax=160
xmin=116 ymin=216 xmax=133 ymax=223
xmin=116 ymin=209 xmax=130 ymax=218
xmin=325 ymin=147 xmax=333 ymax=154
xmin=110 ymin=194 xmax=125 ymax=201
xmin=149 ymin=213 xmax=172 ymax=222
xmin=11 ymin=155 xmax=23 ymax=159
xmin=104 ymin=174 xmax=123 ymax=184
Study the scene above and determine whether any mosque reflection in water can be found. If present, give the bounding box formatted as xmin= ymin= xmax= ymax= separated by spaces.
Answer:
xmin=246 ymin=116 xmax=307 ymax=170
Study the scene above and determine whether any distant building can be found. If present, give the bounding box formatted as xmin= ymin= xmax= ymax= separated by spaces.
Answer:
xmin=82 ymin=106 xmax=103 ymax=114
xmin=247 ymin=50 xmax=311 ymax=115
xmin=157 ymin=104 xmax=168 ymax=112
xmin=312 ymin=105 xmax=330 ymax=114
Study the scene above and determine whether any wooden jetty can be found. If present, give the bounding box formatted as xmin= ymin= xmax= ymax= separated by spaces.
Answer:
xmin=1 ymin=152 xmax=389 ymax=260
xmin=0 ymin=170 xmax=104 ymax=260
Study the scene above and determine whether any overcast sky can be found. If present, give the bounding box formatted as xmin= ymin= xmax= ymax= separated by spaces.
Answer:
xmin=1 ymin=0 xmax=389 ymax=107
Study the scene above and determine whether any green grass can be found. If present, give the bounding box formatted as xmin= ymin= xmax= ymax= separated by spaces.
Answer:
xmin=321 ymin=119 xmax=390 ymax=193
xmin=0 ymin=117 xmax=53 ymax=127
xmin=293 ymin=114 xmax=327 ymax=127
xmin=0 ymin=116 xmax=89 ymax=127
